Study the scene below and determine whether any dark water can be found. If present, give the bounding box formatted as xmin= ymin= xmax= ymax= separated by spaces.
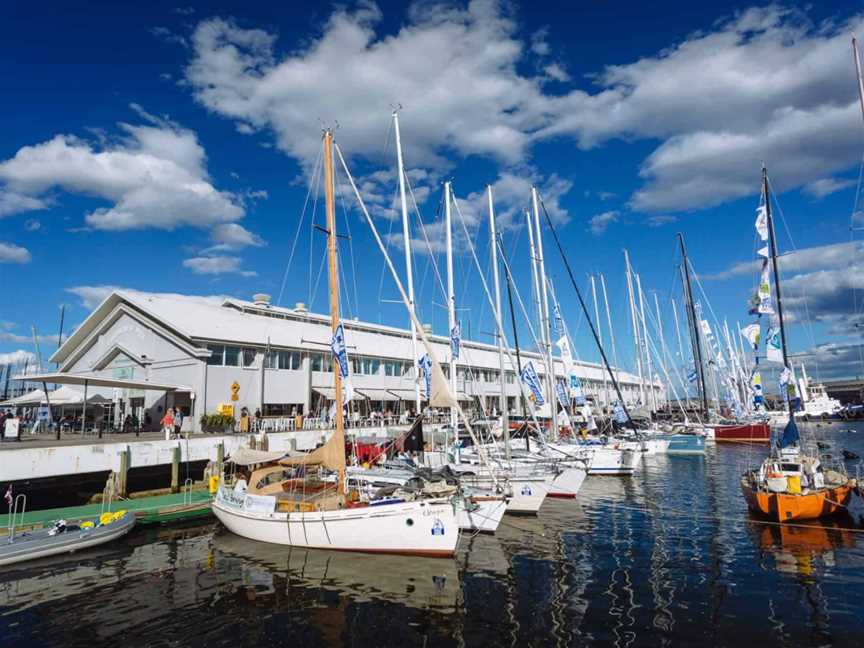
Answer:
xmin=2 ymin=422 xmax=864 ymax=647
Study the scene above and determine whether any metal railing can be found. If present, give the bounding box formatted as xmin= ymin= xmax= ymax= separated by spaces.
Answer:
xmin=7 ymin=494 xmax=27 ymax=542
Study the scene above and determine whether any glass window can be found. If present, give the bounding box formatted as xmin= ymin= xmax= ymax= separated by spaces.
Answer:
xmin=242 ymin=348 xmax=257 ymax=368
xmin=506 ymin=371 xmax=515 ymax=384
xmin=290 ymin=351 xmax=302 ymax=370
xmin=383 ymin=360 xmax=400 ymax=377
xmin=224 ymin=346 xmax=241 ymax=367
xmin=206 ymin=344 xmax=224 ymax=366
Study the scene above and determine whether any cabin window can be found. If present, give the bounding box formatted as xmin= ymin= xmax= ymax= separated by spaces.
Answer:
xmin=780 ymin=463 xmax=799 ymax=472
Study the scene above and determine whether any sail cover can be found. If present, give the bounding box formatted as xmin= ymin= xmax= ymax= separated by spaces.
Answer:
xmin=779 ymin=417 xmax=800 ymax=448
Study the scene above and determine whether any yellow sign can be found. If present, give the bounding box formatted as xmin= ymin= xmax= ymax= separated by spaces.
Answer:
xmin=230 ymin=381 xmax=240 ymax=401
xmin=218 ymin=403 xmax=235 ymax=417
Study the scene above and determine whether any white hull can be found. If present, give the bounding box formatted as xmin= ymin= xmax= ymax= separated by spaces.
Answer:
xmin=453 ymin=470 xmax=552 ymax=514
xmin=548 ymin=465 xmax=588 ymax=498
xmin=532 ymin=440 xmax=639 ymax=476
xmin=213 ymin=489 xmax=459 ymax=557
xmin=460 ymin=496 xmax=508 ymax=533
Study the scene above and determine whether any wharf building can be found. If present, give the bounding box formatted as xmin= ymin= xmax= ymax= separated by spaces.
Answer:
xmin=46 ymin=291 xmax=662 ymax=431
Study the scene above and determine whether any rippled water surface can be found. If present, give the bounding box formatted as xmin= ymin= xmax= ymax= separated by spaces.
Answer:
xmin=3 ymin=422 xmax=864 ymax=647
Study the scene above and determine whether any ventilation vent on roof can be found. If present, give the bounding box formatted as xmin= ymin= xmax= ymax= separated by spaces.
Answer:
xmin=253 ymin=293 xmax=272 ymax=308
xmin=294 ymin=302 xmax=308 ymax=313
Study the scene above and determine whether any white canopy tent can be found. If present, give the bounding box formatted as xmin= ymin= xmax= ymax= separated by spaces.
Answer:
xmin=0 ymin=385 xmax=109 ymax=407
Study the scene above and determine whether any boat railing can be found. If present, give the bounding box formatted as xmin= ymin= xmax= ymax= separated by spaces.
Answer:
xmin=183 ymin=478 xmax=194 ymax=505
xmin=7 ymin=494 xmax=27 ymax=542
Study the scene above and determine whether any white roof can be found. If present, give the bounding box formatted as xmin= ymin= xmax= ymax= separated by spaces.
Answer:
xmin=0 ymin=386 xmax=107 ymax=407
xmin=51 ymin=290 xmax=654 ymax=386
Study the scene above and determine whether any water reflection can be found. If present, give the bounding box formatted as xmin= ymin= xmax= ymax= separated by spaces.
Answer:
xmin=1 ymin=423 xmax=863 ymax=647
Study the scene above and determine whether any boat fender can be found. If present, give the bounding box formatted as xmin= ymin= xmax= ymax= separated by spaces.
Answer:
xmin=80 ymin=521 xmax=95 ymax=529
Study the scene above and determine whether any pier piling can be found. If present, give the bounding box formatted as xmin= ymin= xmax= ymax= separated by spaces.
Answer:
xmin=118 ymin=448 xmax=129 ymax=498
xmin=171 ymin=446 xmax=181 ymax=494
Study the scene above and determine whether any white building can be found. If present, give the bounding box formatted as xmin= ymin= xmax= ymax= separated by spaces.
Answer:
xmin=48 ymin=291 xmax=661 ymax=430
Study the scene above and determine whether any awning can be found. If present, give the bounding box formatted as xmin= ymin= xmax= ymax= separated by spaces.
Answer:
xmin=357 ymin=388 xmax=399 ymax=401
xmin=312 ymin=386 xmax=337 ymax=400
xmin=13 ymin=372 xmax=191 ymax=392
xmin=386 ymin=389 xmax=420 ymax=401
xmin=0 ymin=386 xmax=112 ymax=407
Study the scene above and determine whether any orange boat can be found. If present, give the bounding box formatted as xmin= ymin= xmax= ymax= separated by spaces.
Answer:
xmin=741 ymin=477 xmax=854 ymax=522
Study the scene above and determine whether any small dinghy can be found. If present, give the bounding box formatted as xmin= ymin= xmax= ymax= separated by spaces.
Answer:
xmin=0 ymin=510 xmax=135 ymax=567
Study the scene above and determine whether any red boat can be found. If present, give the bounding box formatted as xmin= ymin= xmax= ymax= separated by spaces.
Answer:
xmin=713 ymin=422 xmax=770 ymax=443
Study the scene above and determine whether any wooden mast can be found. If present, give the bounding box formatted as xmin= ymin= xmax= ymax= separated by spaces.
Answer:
xmin=323 ymin=130 xmax=345 ymax=494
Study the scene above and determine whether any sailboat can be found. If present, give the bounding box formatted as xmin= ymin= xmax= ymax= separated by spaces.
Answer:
xmin=740 ymin=167 xmax=856 ymax=522
xmin=211 ymin=130 xmax=460 ymax=556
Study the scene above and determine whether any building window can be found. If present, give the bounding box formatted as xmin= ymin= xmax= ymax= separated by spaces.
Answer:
xmin=265 ymin=350 xmax=303 ymax=370
xmin=505 ymin=371 xmax=515 ymax=384
xmin=206 ymin=344 xmax=224 ymax=366
xmin=242 ymin=348 xmax=257 ymax=368
xmin=224 ymin=346 xmax=241 ymax=367
xmin=352 ymin=357 xmax=381 ymax=376
xmin=383 ymin=360 xmax=403 ymax=377
xmin=310 ymin=352 xmax=333 ymax=373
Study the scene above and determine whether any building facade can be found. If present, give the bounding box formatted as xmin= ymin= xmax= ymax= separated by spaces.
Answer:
xmin=49 ymin=291 xmax=662 ymax=430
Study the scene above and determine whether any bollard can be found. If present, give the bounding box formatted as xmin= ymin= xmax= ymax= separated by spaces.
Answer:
xmin=171 ymin=445 xmax=181 ymax=494
xmin=260 ymin=434 xmax=269 ymax=451
xmin=118 ymin=448 xmax=130 ymax=498
xmin=216 ymin=442 xmax=224 ymax=480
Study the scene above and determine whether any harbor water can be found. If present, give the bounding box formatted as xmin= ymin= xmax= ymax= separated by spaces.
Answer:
xmin=2 ymin=422 xmax=863 ymax=647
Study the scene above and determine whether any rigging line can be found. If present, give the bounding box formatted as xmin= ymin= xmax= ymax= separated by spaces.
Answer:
xmin=307 ymin=155 xmax=324 ymax=308
xmin=767 ymin=177 xmax=819 ymax=354
xmin=309 ymin=245 xmax=329 ymax=314
xmin=406 ymin=172 xmax=447 ymax=301
xmin=376 ymin=184 xmax=401 ymax=323
xmin=335 ymin=165 xmax=360 ymax=321
xmin=850 ymin=153 xmax=864 ymax=372
xmin=278 ymin=146 xmax=322 ymax=307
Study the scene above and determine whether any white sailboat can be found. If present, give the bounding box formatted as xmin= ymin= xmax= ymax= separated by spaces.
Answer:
xmin=212 ymin=130 xmax=460 ymax=557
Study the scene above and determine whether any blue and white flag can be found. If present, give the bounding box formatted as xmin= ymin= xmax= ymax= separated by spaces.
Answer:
xmin=330 ymin=324 xmax=349 ymax=378
xmin=417 ymin=354 xmax=432 ymax=400
xmin=520 ymin=361 xmax=545 ymax=406
xmin=613 ymin=401 xmax=628 ymax=424
xmin=569 ymin=373 xmax=586 ymax=405
xmin=766 ymin=326 xmax=783 ymax=363
xmin=450 ymin=322 xmax=461 ymax=360
xmin=555 ymin=379 xmax=571 ymax=410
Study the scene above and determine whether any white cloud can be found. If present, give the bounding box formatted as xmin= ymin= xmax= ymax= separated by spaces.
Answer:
xmin=706 ymin=241 xmax=863 ymax=280
xmin=207 ymin=223 xmax=265 ymax=250
xmin=182 ymin=255 xmax=257 ymax=276
xmin=0 ymin=105 xmax=244 ymax=231
xmin=24 ymin=219 xmax=41 ymax=231
xmin=0 ymin=190 xmax=49 ymax=217
xmin=793 ymin=341 xmax=864 ymax=380
xmin=0 ymin=242 xmax=31 ymax=264
xmin=184 ymin=6 xmax=546 ymax=168
xmin=0 ymin=350 xmax=36 ymax=366
xmin=588 ymin=210 xmax=618 ymax=235
xmin=182 ymin=4 xmax=864 ymax=213
xmin=543 ymin=63 xmax=570 ymax=83
xmin=646 ymin=214 xmax=677 ymax=227
xmin=802 ymin=177 xmax=856 ymax=199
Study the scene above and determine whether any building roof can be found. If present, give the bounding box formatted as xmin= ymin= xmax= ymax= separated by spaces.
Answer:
xmin=50 ymin=290 xmax=654 ymax=386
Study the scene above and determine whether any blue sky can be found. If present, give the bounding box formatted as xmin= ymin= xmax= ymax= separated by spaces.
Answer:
xmin=2 ymin=0 xmax=864 ymax=387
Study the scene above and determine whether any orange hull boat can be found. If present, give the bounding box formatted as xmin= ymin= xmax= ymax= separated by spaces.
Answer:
xmin=741 ymin=480 xmax=854 ymax=522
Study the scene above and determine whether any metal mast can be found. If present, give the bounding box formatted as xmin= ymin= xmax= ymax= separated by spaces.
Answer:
xmin=444 ymin=181 xmax=458 ymax=434
xmin=488 ymin=186 xmax=510 ymax=458
xmin=531 ymin=187 xmax=558 ymax=439
xmin=678 ymin=232 xmax=709 ymax=416
xmin=623 ymin=250 xmax=645 ymax=405
xmin=392 ymin=110 xmax=422 ymax=415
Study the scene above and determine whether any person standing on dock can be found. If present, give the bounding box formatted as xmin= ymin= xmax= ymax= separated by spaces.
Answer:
xmin=174 ymin=408 xmax=183 ymax=438
xmin=161 ymin=408 xmax=174 ymax=441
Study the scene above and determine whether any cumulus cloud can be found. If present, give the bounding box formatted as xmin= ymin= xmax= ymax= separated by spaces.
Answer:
xmin=0 ymin=350 xmax=36 ymax=366
xmin=646 ymin=214 xmax=677 ymax=227
xmin=0 ymin=105 xmax=244 ymax=231
xmin=588 ymin=210 xmax=618 ymax=235
xmin=0 ymin=242 xmax=31 ymax=263
xmin=182 ymin=255 xmax=257 ymax=276
xmin=706 ymin=241 xmax=863 ymax=280
xmin=802 ymin=177 xmax=856 ymax=199
xmin=182 ymin=4 xmax=864 ymax=214
xmin=207 ymin=223 xmax=266 ymax=251
xmin=0 ymin=191 xmax=49 ymax=217
xmin=793 ymin=341 xmax=864 ymax=380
